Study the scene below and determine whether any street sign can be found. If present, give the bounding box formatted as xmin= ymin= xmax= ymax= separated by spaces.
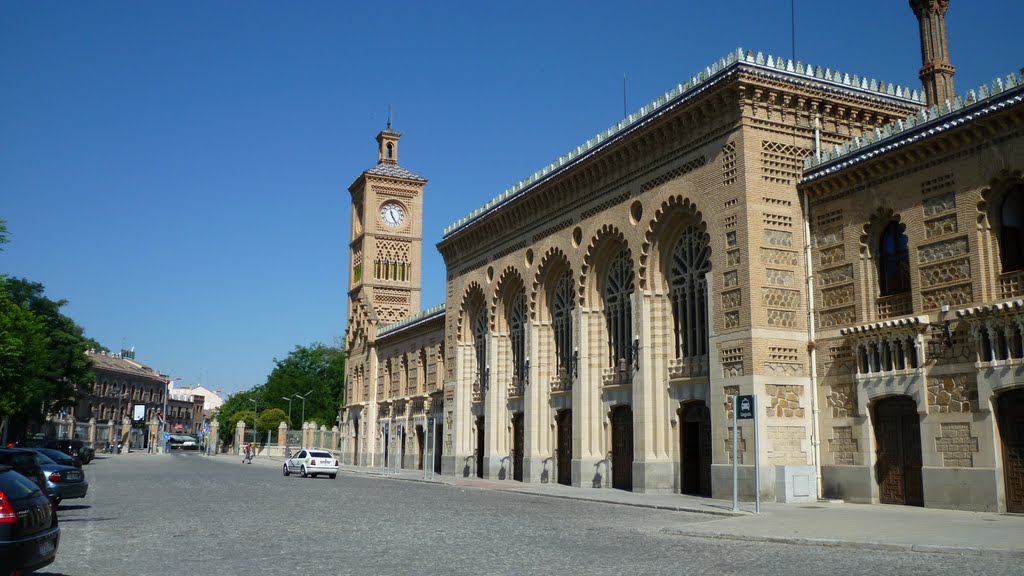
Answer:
xmin=162 ymin=433 xmax=170 ymax=440
xmin=737 ymin=395 xmax=755 ymax=420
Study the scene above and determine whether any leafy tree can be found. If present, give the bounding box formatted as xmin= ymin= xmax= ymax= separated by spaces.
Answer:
xmin=213 ymin=389 xmax=261 ymax=446
xmin=256 ymin=408 xmax=287 ymax=433
xmin=262 ymin=342 xmax=345 ymax=429
xmin=0 ymin=277 xmax=96 ymax=439
xmin=0 ymin=218 xmax=8 ymax=251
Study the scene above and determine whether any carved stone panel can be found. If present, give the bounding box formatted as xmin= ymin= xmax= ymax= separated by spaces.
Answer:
xmin=927 ymin=374 xmax=978 ymax=414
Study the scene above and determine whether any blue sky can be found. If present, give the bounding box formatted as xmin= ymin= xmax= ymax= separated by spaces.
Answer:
xmin=2 ymin=1 xmax=1020 ymax=396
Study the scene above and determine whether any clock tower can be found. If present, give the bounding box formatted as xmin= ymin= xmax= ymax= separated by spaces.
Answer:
xmin=347 ymin=125 xmax=426 ymax=330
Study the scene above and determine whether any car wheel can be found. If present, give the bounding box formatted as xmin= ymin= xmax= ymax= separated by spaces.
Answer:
xmin=300 ymin=466 xmax=307 ymax=478
xmin=329 ymin=474 xmax=337 ymax=479
xmin=283 ymin=464 xmax=290 ymax=476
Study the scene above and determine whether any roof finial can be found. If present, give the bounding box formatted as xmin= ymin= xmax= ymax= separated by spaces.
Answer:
xmin=387 ymin=105 xmax=392 ymax=130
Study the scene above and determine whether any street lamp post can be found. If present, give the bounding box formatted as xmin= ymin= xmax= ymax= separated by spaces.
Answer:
xmin=282 ymin=397 xmax=294 ymax=430
xmin=248 ymin=398 xmax=258 ymax=447
xmin=294 ymin=390 xmax=313 ymax=425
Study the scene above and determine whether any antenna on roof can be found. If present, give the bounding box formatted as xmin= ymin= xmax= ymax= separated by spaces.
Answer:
xmin=791 ymin=0 xmax=797 ymax=63
xmin=623 ymin=73 xmax=627 ymax=118
xmin=387 ymin=105 xmax=393 ymax=130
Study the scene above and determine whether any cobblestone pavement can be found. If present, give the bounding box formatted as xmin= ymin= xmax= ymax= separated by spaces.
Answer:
xmin=41 ymin=452 xmax=1024 ymax=576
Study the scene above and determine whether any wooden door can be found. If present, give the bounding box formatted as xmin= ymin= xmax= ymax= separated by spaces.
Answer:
xmin=416 ymin=425 xmax=425 ymax=471
xmin=512 ymin=413 xmax=524 ymax=482
xmin=475 ymin=416 xmax=485 ymax=478
xmin=611 ymin=405 xmax=634 ymax=491
xmin=874 ymin=396 xmax=923 ymax=506
xmin=680 ymin=402 xmax=712 ymax=497
xmin=353 ymin=419 xmax=360 ymax=466
xmin=557 ymin=410 xmax=572 ymax=486
xmin=997 ymin=388 xmax=1024 ymax=513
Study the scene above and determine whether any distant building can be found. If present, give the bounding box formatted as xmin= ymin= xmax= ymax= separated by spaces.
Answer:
xmin=173 ymin=384 xmax=225 ymax=413
xmin=80 ymin=350 xmax=167 ymax=425
xmin=166 ymin=384 xmax=205 ymax=435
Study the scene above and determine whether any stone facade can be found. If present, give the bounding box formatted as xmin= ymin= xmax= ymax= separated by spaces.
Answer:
xmin=337 ymin=6 xmax=1024 ymax=512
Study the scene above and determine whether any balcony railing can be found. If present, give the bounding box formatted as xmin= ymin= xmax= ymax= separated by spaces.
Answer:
xmin=999 ymin=270 xmax=1024 ymax=299
xmin=507 ymin=377 xmax=525 ymax=399
xmin=668 ymin=355 xmax=709 ymax=379
xmin=471 ymin=378 xmax=483 ymax=403
xmin=601 ymin=359 xmax=633 ymax=387
xmin=876 ymin=293 xmax=913 ymax=320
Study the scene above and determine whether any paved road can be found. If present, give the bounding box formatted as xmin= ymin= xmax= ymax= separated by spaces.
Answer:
xmin=42 ymin=452 xmax=1021 ymax=576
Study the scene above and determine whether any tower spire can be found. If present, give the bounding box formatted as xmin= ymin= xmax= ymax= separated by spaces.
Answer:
xmin=909 ymin=0 xmax=956 ymax=106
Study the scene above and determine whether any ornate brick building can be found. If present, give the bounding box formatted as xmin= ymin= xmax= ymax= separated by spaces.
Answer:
xmin=341 ymin=1 xmax=1024 ymax=511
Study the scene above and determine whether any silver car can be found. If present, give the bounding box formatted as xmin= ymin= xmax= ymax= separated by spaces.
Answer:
xmin=283 ymin=449 xmax=338 ymax=479
xmin=19 ymin=449 xmax=88 ymax=505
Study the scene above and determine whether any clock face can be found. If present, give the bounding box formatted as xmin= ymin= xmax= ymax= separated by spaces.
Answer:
xmin=380 ymin=202 xmax=405 ymax=227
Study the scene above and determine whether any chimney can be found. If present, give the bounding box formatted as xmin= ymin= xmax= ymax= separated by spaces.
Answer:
xmin=909 ymin=0 xmax=956 ymax=106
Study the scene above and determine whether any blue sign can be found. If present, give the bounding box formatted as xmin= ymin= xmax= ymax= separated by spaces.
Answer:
xmin=737 ymin=395 xmax=755 ymax=420
xmin=162 ymin=433 xmax=170 ymax=440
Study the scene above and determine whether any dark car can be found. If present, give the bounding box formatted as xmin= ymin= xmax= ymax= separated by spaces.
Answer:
xmin=0 ymin=464 xmax=60 ymax=575
xmin=46 ymin=439 xmax=95 ymax=465
xmin=15 ymin=450 xmax=88 ymax=505
xmin=0 ymin=449 xmax=48 ymax=493
xmin=27 ymin=448 xmax=81 ymax=469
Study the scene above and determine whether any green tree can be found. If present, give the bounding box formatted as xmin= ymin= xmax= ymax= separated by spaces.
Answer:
xmin=0 ymin=294 xmax=50 ymax=419
xmin=262 ymin=342 xmax=345 ymax=429
xmin=256 ymin=408 xmax=287 ymax=433
xmin=0 ymin=218 xmax=8 ymax=251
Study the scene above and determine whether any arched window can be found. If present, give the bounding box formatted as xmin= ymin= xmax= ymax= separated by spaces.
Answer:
xmin=669 ymin=225 xmax=710 ymax=363
xmin=603 ymin=252 xmax=634 ymax=368
xmin=509 ymin=290 xmax=526 ymax=387
xmin=877 ymin=221 xmax=911 ymax=296
xmin=552 ymin=270 xmax=575 ymax=377
xmin=1000 ymin=188 xmax=1024 ymax=273
xmin=473 ymin=306 xmax=488 ymax=390
xmin=386 ymin=142 xmax=394 ymax=159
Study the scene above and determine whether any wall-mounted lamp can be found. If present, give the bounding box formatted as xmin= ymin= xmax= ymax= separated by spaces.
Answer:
xmin=631 ymin=336 xmax=640 ymax=373
xmin=926 ymin=319 xmax=953 ymax=357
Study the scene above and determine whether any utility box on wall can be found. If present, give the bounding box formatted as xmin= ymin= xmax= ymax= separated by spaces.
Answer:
xmin=776 ymin=465 xmax=818 ymax=503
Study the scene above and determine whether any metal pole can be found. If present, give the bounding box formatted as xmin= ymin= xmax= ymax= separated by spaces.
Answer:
xmin=754 ymin=400 xmax=761 ymax=514
xmin=732 ymin=397 xmax=739 ymax=512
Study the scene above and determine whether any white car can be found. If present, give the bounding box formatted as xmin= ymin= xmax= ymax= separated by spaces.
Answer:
xmin=283 ymin=449 xmax=339 ymax=479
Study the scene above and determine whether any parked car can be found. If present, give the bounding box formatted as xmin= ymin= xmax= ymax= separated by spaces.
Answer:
xmin=0 ymin=465 xmax=60 ymax=575
xmin=15 ymin=450 xmax=88 ymax=505
xmin=46 ymin=439 xmax=95 ymax=465
xmin=283 ymin=449 xmax=339 ymax=479
xmin=0 ymin=449 xmax=48 ymax=493
xmin=27 ymin=448 xmax=81 ymax=469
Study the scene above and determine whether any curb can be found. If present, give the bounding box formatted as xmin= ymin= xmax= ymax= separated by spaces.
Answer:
xmin=660 ymin=529 xmax=1024 ymax=559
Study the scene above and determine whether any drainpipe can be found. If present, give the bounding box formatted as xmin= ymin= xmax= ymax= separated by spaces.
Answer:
xmin=803 ymin=111 xmax=823 ymax=498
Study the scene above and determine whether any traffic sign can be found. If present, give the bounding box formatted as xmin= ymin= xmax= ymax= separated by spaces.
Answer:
xmin=162 ymin=433 xmax=170 ymax=440
xmin=737 ymin=395 xmax=755 ymax=419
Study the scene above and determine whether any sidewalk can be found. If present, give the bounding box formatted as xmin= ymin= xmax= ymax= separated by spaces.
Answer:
xmin=222 ymin=454 xmax=1024 ymax=557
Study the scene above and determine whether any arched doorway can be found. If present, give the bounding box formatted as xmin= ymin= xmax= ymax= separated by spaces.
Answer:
xmin=997 ymin=387 xmax=1024 ymax=513
xmin=512 ymin=412 xmax=524 ymax=482
xmin=475 ymin=416 xmax=485 ymax=478
xmin=610 ymin=405 xmax=634 ymax=491
xmin=557 ymin=409 xmax=572 ymax=486
xmin=416 ymin=424 xmax=425 ymax=470
xmin=679 ymin=401 xmax=712 ymax=497
xmin=873 ymin=396 xmax=923 ymax=506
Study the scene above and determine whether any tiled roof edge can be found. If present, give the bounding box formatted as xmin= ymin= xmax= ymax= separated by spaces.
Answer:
xmin=803 ymin=70 xmax=1024 ymax=177
xmin=377 ymin=303 xmax=446 ymax=338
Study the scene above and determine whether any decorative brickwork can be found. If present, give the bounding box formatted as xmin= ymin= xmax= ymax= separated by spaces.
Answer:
xmin=822 ymin=345 xmax=855 ymax=376
xmin=827 ymin=383 xmax=856 ymax=418
xmin=816 ymin=209 xmax=843 ymax=228
xmin=764 ymin=213 xmax=794 ymax=228
xmin=927 ymin=374 xmax=978 ymax=414
xmin=726 ymin=426 xmax=746 ymax=464
xmin=761 ymin=247 xmax=799 ymax=266
xmin=766 ymin=346 xmax=803 ymax=376
xmin=762 ymin=288 xmax=800 ymax=309
xmin=935 ymin=422 xmax=979 ymax=467
xmin=723 ymin=214 xmax=738 ymax=229
xmin=722 ymin=289 xmax=742 ymax=310
xmin=821 ymin=285 xmax=855 ymax=308
xmin=767 ymin=309 xmax=797 ymax=328
xmin=724 ymin=271 xmax=739 ymax=287
xmin=918 ymin=236 xmax=969 ymax=263
xmin=921 ymin=173 xmax=955 ymax=197
xmin=820 ymin=245 xmax=845 ymax=265
xmin=724 ymin=311 xmax=740 ymax=329
xmin=761 ymin=141 xmax=812 ymax=185
xmin=640 ymin=156 xmax=707 ymax=192
xmin=721 ymin=347 xmax=744 ymax=377
xmin=765 ymin=268 xmax=796 ymax=287
xmin=819 ymin=306 xmax=856 ymax=328
xmin=767 ymin=426 xmax=806 ymax=464
xmin=919 ymin=258 xmax=971 ymax=287
xmin=764 ymin=229 xmax=794 ymax=247
xmin=726 ymin=231 xmax=737 ymax=247
xmin=818 ymin=265 xmax=854 ymax=286
xmin=727 ymin=249 xmax=741 ymax=266
xmin=765 ymin=385 xmax=805 ymax=417
xmin=924 ymin=214 xmax=958 ymax=238
xmin=815 ymin=227 xmax=843 ymax=247
xmin=723 ymin=385 xmax=740 ymax=420
xmin=921 ymin=283 xmax=973 ymax=311
xmin=829 ymin=426 xmax=858 ymax=465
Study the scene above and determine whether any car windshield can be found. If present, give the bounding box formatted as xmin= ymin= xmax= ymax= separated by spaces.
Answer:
xmin=0 ymin=470 xmax=43 ymax=498
xmin=39 ymin=449 xmax=66 ymax=460
xmin=31 ymin=451 xmax=57 ymax=465
xmin=310 ymin=451 xmax=332 ymax=458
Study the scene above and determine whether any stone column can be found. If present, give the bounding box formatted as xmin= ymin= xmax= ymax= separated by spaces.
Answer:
xmin=88 ymin=418 xmax=97 ymax=451
xmin=331 ymin=426 xmax=339 ymax=452
xmin=209 ymin=419 xmax=219 ymax=454
xmin=278 ymin=422 xmax=288 ymax=456
xmin=236 ymin=420 xmax=246 ymax=455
